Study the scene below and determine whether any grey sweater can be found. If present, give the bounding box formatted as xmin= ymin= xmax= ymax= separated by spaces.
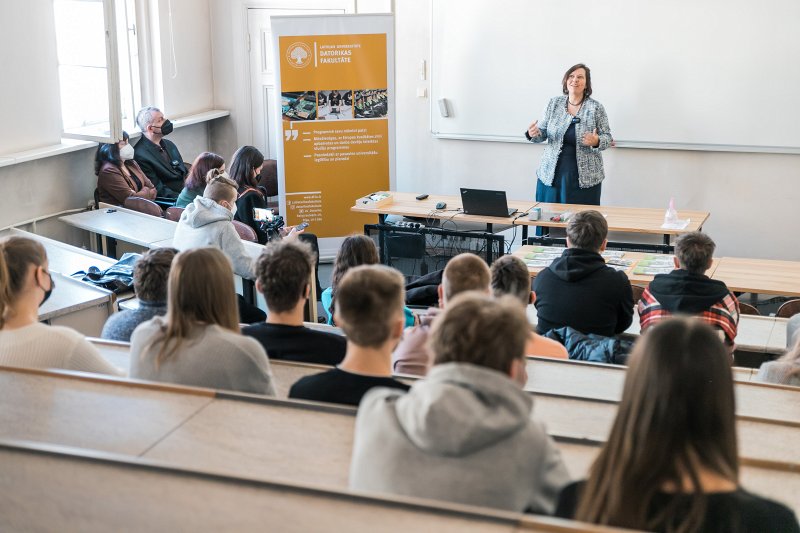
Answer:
xmin=349 ymin=362 xmax=570 ymax=513
xmin=129 ymin=316 xmax=276 ymax=395
xmin=755 ymin=361 xmax=800 ymax=387
xmin=101 ymin=300 xmax=167 ymax=342
xmin=172 ymin=196 xmax=257 ymax=280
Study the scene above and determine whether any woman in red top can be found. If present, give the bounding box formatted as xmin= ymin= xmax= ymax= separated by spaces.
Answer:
xmin=95 ymin=131 xmax=157 ymax=206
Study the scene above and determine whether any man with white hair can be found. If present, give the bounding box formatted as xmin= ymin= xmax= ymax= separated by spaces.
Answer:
xmin=133 ymin=106 xmax=187 ymax=199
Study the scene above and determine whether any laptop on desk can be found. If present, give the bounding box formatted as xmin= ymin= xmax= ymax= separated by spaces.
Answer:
xmin=460 ymin=188 xmax=518 ymax=218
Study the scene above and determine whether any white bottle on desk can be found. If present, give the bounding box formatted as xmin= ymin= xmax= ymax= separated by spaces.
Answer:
xmin=664 ymin=197 xmax=678 ymax=226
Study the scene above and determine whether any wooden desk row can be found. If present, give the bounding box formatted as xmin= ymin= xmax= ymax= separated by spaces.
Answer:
xmin=0 ymin=228 xmax=117 ymax=337
xmin=56 ymin=204 xmax=317 ymax=321
xmin=351 ymin=192 xmax=710 ymax=251
xmin=2 ymin=365 xmax=798 ymax=515
xmin=515 ymin=244 xmax=800 ymax=299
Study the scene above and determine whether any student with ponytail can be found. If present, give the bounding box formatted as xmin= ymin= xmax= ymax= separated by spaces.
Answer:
xmin=0 ymin=237 xmax=121 ymax=375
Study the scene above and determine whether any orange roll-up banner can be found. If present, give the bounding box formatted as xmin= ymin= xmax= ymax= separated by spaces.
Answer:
xmin=271 ymin=15 xmax=395 ymax=255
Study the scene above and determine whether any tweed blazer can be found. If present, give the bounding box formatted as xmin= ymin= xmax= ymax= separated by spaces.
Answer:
xmin=526 ymin=96 xmax=612 ymax=189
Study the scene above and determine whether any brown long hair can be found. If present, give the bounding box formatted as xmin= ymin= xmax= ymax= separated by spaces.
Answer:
xmin=149 ymin=247 xmax=240 ymax=366
xmin=575 ymin=317 xmax=738 ymax=532
xmin=0 ymin=237 xmax=48 ymax=329
xmin=185 ymin=152 xmax=224 ymax=191
xmin=328 ymin=235 xmax=379 ymax=323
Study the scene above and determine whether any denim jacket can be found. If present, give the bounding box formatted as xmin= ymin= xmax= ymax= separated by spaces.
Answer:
xmin=525 ymin=96 xmax=612 ymax=189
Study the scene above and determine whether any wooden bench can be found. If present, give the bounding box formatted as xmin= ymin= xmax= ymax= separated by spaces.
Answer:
xmin=0 ymin=365 xmax=797 ymax=513
xmin=0 ymin=440 xmax=634 ymax=532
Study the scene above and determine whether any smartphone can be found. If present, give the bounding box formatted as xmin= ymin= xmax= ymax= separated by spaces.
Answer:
xmin=253 ymin=207 xmax=274 ymax=222
xmin=295 ymin=221 xmax=310 ymax=231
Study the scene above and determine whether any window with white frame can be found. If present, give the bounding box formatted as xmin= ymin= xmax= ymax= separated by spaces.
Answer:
xmin=53 ymin=0 xmax=142 ymax=142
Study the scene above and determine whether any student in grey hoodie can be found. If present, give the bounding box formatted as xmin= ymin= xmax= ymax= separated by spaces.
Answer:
xmin=350 ymin=292 xmax=570 ymax=514
xmin=172 ymin=173 xmax=257 ymax=280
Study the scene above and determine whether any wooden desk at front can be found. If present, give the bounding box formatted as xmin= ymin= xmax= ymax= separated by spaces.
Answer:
xmin=351 ymin=192 xmax=710 ymax=253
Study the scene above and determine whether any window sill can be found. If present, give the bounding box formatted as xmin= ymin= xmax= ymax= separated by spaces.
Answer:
xmin=0 ymin=109 xmax=230 ymax=169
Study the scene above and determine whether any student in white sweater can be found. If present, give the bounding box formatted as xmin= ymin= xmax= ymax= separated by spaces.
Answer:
xmin=129 ymin=247 xmax=275 ymax=395
xmin=0 ymin=236 xmax=121 ymax=375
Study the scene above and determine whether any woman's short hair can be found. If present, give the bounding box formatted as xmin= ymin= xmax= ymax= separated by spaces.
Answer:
xmin=575 ymin=317 xmax=738 ymax=530
xmin=430 ymin=293 xmax=529 ymax=374
xmin=334 ymin=265 xmax=405 ymax=348
xmin=562 ymin=63 xmax=592 ymax=97
xmin=94 ymin=131 xmax=130 ymax=175
xmin=150 ymin=247 xmax=240 ymax=365
xmin=229 ymin=146 xmax=265 ymax=191
xmin=185 ymin=152 xmax=225 ymax=192
xmin=133 ymin=247 xmax=178 ymax=303
xmin=0 ymin=236 xmax=48 ymax=328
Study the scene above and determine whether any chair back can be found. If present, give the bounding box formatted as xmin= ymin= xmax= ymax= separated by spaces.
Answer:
xmin=776 ymin=299 xmax=800 ymax=318
xmin=738 ymin=302 xmax=760 ymax=316
xmin=232 ymin=220 xmax=258 ymax=242
xmin=165 ymin=206 xmax=184 ymax=222
xmin=123 ymin=197 xmax=164 ymax=218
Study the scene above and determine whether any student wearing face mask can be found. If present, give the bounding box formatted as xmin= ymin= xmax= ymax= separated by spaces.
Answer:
xmin=133 ymin=106 xmax=187 ymax=199
xmin=95 ymin=131 xmax=157 ymax=206
xmin=0 ymin=237 xmax=122 ymax=375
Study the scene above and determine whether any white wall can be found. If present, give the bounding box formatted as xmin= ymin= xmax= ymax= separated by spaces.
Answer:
xmin=0 ymin=0 xmax=62 ymax=154
xmin=154 ymin=0 xmax=215 ymax=117
xmin=395 ymin=0 xmax=800 ymax=260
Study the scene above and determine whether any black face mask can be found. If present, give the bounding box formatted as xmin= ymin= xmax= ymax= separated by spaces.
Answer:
xmin=39 ymin=270 xmax=54 ymax=307
xmin=157 ymin=119 xmax=174 ymax=136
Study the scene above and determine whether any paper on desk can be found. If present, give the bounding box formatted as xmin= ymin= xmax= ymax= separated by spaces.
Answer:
xmin=661 ymin=218 xmax=690 ymax=230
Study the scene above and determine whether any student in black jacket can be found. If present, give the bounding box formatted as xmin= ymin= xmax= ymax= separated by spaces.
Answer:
xmin=533 ymin=210 xmax=633 ymax=336
xmin=132 ymin=106 xmax=187 ymax=199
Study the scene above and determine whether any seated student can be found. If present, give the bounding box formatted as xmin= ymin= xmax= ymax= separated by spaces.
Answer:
xmin=534 ymin=210 xmax=633 ymax=336
xmin=289 ymin=265 xmax=410 ymax=407
xmin=323 ymin=235 xmax=415 ymax=328
xmin=172 ymin=173 xmax=265 ymax=323
xmin=133 ymin=106 xmax=187 ymax=199
xmin=638 ymin=231 xmax=739 ymax=351
xmin=392 ymin=253 xmax=491 ymax=376
xmin=129 ymin=247 xmax=275 ymax=395
xmin=175 ymin=152 xmax=225 ymax=208
xmin=555 ymin=317 xmax=799 ymax=532
xmin=0 ymin=237 xmax=121 ymax=375
xmin=101 ymin=247 xmax=177 ymax=342
xmin=242 ymin=240 xmax=346 ymax=365
xmin=755 ymin=336 xmax=800 ymax=387
xmin=350 ymin=292 xmax=569 ymax=513
xmin=490 ymin=255 xmax=568 ymax=359
xmin=95 ymin=131 xmax=157 ymax=206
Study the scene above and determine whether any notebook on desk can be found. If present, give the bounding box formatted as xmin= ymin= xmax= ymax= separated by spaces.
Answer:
xmin=459 ymin=188 xmax=518 ymax=217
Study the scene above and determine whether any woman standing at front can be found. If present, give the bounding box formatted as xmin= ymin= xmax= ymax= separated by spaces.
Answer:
xmin=526 ymin=64 xmax=612 ymax=205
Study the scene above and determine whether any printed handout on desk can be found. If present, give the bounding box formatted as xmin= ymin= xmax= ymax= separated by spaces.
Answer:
xmin=526 ymin=259 xmax=554 ymax=268
xmin=633 ymin=266 xmax=673 ymax=276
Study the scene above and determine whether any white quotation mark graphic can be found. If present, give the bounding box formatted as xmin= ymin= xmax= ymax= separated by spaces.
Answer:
xmin=284 ymin=130 xmax=299 ymax=141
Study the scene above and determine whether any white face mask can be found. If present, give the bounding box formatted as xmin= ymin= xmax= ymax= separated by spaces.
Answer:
xmin=119 ymin=144 xmax=135 ymax=161
xmin=229 ymin=202 xmax=237 ymax=217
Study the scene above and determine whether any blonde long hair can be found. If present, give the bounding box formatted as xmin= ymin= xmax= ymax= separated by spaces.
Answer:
xmin=150 ymin=247 xmax=240 ymax=366
xmin=0 ymin=237 xmax=48 ymax=329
